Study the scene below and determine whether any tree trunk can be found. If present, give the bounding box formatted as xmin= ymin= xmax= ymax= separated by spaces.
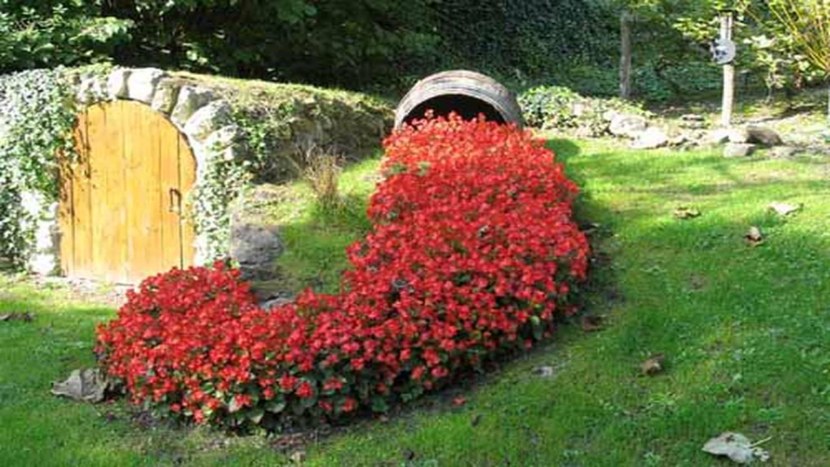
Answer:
xmin=620 ymin=10 xmax=633 ymax=100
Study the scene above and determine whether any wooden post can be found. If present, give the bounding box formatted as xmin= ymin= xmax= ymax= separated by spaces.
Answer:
xmin=620 ymin=10 xmax=633 ymax=100
xmin=720 ymin=12 xmax=735 ymax=127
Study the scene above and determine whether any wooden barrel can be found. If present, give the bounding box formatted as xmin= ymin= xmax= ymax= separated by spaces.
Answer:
xmin=394 ymin=70 xmax=524 ymax=129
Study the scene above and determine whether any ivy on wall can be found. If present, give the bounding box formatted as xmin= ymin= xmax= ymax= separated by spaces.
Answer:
xmin=0 ymin=67 xmax=392 ymax=273
xmin=0 ymin=68 xmax=78 ymax=265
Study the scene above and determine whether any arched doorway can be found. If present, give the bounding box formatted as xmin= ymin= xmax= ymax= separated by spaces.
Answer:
xmin=58 ymin=100 xmax=196 ymax=283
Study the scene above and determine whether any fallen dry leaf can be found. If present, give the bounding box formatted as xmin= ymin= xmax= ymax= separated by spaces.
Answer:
xmin=51 ymin=368 xmax=111 ymax=403
xmin=673 ymin=206 xmax=701 ymax=220
xmin=641 ymin=354 xmax=666 ymax=376
xmin=744 ymin=226 xmax=764 ymax=247
xmin=768 ymin=202 xmax=801 ymax=216
xmin=579 ymin=222 xmax=602 ymax=235
xmin=533 ymin=365 xmax=555 ymax=378
xmin=0 ymin=312 xmax=34 ymax=322
xmin=288 ymin=450 xmax=306 ymax=464
xmin=580 ymin=315 xmax=604 ymax=332
xmin=702 ymin=432 xmax=771 ymax=464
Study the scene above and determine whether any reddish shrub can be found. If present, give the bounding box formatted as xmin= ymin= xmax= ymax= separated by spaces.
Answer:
xmin=96 ymin=114 xmax=589 ymax=431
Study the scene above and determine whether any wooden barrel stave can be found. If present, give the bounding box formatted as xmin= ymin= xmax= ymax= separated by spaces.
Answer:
xmin=394 ymin=70 xmax=523 ymax=129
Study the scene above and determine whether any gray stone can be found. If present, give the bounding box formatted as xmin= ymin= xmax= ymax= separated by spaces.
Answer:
xmin=260 ymin=296 xmax=295 ymax=311
xmin=126 ymin=68 xmax=166 ymax=104
xmin=601 ymin=110 xmax=618 ymax=122
xmin=769 ymin=145 xmax=798 ymax=159
xmin=150 ymin=79 xmax=180 ymax=115
xmin=75 ymin=74 xmax=107 ymax=105
xmin=724 ymin=143 xmax=756 ymax=158
xmin=727 ymin=127 xmax=750 ymax=144
xmin=170 ymin=86 xmax=216 ymax=127
xmin=229 ymin=223 xmax=283 ymax=281
xmin=668 ymin=133 xmax=689 ymax=147
xmin=681 ymin=113 xmax=705 ymax=122
xmin=106 ymin=68 xmax=132 ymax=99
xmin=609 ymin=114 xmax=648 ymax=138
xmin=184 ymin=101 xmax=233 ymax=142
xmin=203 ymin=125 xmax=243 ymax=152
xmin=630 ymin=127 xmax=669 ymax=149
xmin=708 ymin=128 xmax=731 ymax=145
xmin=746 ymin=126 xmax=783 ymax=147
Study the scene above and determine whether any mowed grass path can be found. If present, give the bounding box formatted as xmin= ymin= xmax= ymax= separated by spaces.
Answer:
xmin=1 ymin=140 xmax=828 ymax=465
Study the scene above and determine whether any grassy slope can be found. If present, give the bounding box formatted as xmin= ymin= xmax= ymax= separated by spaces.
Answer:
xmin=1 ymin=140 xmax=829 ymax=465
xmin=306 ymin=139 xmax=830 ymax=466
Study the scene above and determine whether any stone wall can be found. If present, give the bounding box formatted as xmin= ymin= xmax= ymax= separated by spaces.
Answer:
xmin=24 ymin=66 xmax=391 ymax=285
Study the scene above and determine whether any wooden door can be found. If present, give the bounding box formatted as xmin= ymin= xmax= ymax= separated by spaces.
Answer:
xmin=59 ymin=101 xmax=196 ymax=284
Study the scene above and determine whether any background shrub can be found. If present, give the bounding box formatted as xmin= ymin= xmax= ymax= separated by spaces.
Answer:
xmin=518 ymin=85 xmax=651 ymax=136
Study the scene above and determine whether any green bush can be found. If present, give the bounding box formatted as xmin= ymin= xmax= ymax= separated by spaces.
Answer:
xmin=518 ymin=85 xmax=650 ymax=136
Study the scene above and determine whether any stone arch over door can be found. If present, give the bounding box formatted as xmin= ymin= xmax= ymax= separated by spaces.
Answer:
xmin=59 ymin=100 xmax=197 ymax=283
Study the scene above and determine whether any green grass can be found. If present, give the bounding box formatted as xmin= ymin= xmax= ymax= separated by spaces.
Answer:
xmin=2 ymin=140 xmax=829 ymax=465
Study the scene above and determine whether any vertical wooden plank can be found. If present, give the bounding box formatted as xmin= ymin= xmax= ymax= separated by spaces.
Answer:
xmin=178 ymin=133 xmax=197 ymax=268
xmin=86 ymin=103 xmax=105 ymax=280
xmin=89 ymin=101 xmax=127 ymax=282
xmin=58 ymin=114 xmax=78 ymax=276
xmin=76 ymin=112 xmax=93 ymax=279
xmin=123 ymin=102 xmax=159 ymax=282
xmin=159 ymin=116 xmax=183 ymax=271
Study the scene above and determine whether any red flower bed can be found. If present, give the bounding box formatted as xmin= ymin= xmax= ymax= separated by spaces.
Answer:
xmin=96 ymin=115 xmax=589 ymax=430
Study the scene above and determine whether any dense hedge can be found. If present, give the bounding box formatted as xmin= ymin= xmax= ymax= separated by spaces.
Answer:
xmin=96 ymin=116 xmax=590 ymax=431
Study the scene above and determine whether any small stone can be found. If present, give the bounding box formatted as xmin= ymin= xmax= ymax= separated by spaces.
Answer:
xmin=630 ymin=127 xmax=669 ymax=149
xmin=724 ymin=143 xmax=756 ymax=158
xmin=170 ymin=86 xmax=216 ymax=128
xmin=668 ymin=134 xmax=688 ymax=147
xmin=229 ymin=223 xmax=283 ymax=281
xmin=106 ymin=68 xmax=132 ymax=99
xmin=609 ymin=114 xmax=648 ymax=138
xmin=184 ymin=100 xmax=232 ymax=142
xmin=769 ymin=145 xmax=798 ymax=159
xmin=204 ymin=125 xmax=243 ymax=152
xmin=727 ymin=127 xmax=750 ymax=144
xmin=260 ymin=296 xmax=294 ymax=310
xmin=708 ymin=128 xmax=731 ymax=145
xmin=75 ymin=74 xmax=107 ymax=105
xmin=150 ymin=78 xmax=181 ymax=115
xmin=126 ymin=68 xmax=166 ymax=104
xmin=746 ymin=126 xmax=783 ymax=147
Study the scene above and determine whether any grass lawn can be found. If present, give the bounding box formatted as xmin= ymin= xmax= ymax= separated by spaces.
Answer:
xmin=1 ymin=138 xmax=829 ymax=466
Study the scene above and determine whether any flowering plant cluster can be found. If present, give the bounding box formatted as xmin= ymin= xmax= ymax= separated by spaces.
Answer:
xmin=96 ymin=115 xmax=589 ymax=431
